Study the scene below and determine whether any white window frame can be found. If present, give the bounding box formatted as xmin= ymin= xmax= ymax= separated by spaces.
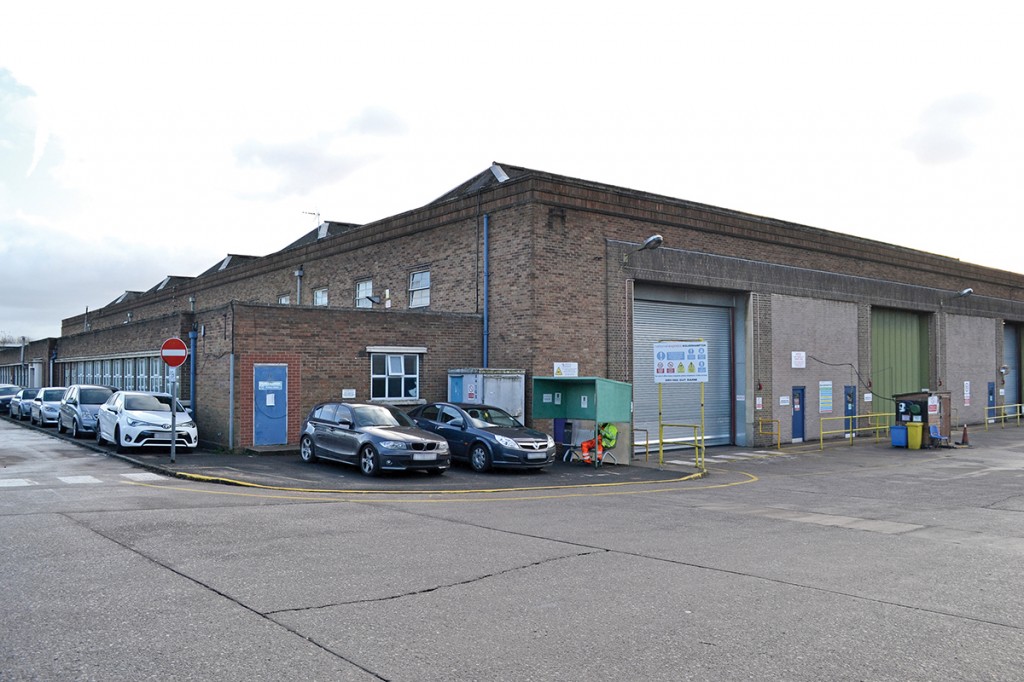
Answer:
xmin=370 ymin=352 xmax=420 ymax=401
xmin=356 ymin=279 xmax=373 ymax=308
xmin=278 ymin=294 xmax=291 ymax=305
xmin=409 ymin=270 xmax=430 ymax=308
xmin=313 ymin=287 xmax=329 ymax=306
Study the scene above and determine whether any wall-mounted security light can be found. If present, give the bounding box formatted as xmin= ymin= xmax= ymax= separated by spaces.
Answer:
xmin=364 ymin=295 xmax=382 ymax=305
xmin=956 ymin=287 xmax=974 ymax=297
xmin=622 ymin=234 xmax=664 ymax=265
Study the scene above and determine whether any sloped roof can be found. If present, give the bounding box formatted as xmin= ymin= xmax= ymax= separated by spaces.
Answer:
xmin=276 ymin=221 xmax=362 ymax=253
xmin=197 ymin=254 xmax=261 ymax=278
xmin=107 ymin=291 xmax=144 ymax=307
xmin=429 ymin=162 xmax=525 ymax=204
xmin=145 ymin=275 xmax=195 ymax=294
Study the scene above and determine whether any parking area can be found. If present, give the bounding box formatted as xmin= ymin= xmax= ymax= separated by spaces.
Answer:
xmin=4 ymin=409 xmax=1012 ymax=494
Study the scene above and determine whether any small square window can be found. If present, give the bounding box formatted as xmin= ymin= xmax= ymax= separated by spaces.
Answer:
xmin=409 ymin=270 xmax=430 ymax=308
xmin=313 ymin=287 xmax=328 ymax=306
xmin=278 ymin=294 xmax=291 ymax=305
xmin=370 ymin=353 xmax=420 ymax=400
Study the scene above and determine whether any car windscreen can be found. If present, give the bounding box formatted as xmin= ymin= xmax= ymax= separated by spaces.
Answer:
xmin=125 ymin=395 xmax=172 ymax=412
xmin=467 ymin=407 xmax=521 ymax=428
xmin=42 ymin=389 xmax=65 ymax=401
xmin=0 ymin=387 xmax=18 ymax=396
xmin=81 ymin=388 xmax=114 ymax=404
xmin=352 ymin=405 xmax=414 ymax=428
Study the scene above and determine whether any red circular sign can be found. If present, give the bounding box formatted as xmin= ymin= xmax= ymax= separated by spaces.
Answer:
xmin=160 ymin=337 xmax=189 ymax=368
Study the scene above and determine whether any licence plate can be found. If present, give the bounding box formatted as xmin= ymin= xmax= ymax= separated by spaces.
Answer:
xmin=527 ymin=452 xmax=548 ymax=460
xmin=413 ymin=453 xmax=436 ymax=461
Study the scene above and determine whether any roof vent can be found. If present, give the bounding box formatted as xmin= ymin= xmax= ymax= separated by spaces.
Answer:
xmin=318 ymin=223 xmax=329 ymax=240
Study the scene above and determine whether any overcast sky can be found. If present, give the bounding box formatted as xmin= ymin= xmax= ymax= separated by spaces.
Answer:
xmin=2 ymin=2 xmax=1022 ymax=341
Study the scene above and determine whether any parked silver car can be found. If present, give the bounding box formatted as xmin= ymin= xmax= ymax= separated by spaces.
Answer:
xmin=58 ymin=385 xmax=115 ymax=438
xmin=300 ymin=402 xmax=450 ymax=476
xmin=10 ymin=388 xmax=41 ymax=421
xmin=30 ymin=387 xmax=67 ymax=426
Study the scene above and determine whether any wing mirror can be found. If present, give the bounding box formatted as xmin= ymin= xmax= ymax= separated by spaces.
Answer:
xmin=449 ymin=417 xmax=465 ymax=428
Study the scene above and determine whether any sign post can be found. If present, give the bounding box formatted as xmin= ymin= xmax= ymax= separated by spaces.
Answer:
xmin=653 ymin=340 xmax=708 ymax=470
xmin=160 ymin=338 xmax=189 ymax=464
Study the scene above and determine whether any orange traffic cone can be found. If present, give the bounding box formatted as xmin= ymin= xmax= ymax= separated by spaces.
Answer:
xmin=960 ymin=424 xmax=970 ymax=447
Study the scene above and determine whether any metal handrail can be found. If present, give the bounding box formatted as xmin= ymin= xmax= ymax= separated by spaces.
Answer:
xmin=757 ymin=418 xmax=780 ymax=450
xmin=632 ymin=428 xmax=651 ymax=462
xmin=819 ymin=412 xmax=892 ymax=450
xmin=659 ymin=422 xmax=705 ymax=471
xmin=984 ymin=403 xmax=1023 ymax=430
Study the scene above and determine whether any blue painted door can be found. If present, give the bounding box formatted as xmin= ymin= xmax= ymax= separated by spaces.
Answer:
xmin=844 ymin=385 xmax=857 ymax=434
xmin=792 ymin=386 xmax=805 ymax=443
xmin=254 ymin=364 xmax=288 ymax=446
xmin=449 ymin=375 xmax=464 ymax=403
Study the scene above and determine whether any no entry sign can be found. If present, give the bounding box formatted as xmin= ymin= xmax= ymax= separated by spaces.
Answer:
xmin=160 ymin=337 xmax=189 ymax=368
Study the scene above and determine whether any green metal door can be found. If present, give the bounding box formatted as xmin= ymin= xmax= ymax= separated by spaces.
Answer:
xmin=870 ymin=308 xmax=929 ymax=420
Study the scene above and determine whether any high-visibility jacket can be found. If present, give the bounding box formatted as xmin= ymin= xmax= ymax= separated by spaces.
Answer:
xmin=599 ymin=423 xmax=618 ymax=449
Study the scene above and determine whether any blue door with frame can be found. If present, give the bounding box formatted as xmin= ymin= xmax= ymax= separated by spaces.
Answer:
xmin=792 ymin=386 xmax=805 ymax=443
xmin=844 ymin=385 xmax=857 ymax=435
xmin=254 ymin=364 xmax=288 ymax=446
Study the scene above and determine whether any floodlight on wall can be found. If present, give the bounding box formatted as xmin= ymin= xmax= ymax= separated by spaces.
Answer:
xmin=364 ymin=295 xmax=382 ymax=305
xmin=939 ymin=286 xmax=975 ymax=308
xmin=622 ymin=234 xmax=664 ymax=265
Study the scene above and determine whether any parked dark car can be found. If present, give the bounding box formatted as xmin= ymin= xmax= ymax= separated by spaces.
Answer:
xmin=408 ymin=402 xmax=556 ymax=472
xmin=300 ymin=402 xmax=450 ymax=476
xmin=10 ymin=388 xmax=41 ymax=421
xmin=58 ymin=384 xmax=115 ymax=438
xmin=0 ymin=384 xmax=20 ymax=414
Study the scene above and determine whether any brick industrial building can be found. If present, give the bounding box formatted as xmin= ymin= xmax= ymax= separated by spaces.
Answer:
xmin=3 ymin=163 xmax=1023 ymax=452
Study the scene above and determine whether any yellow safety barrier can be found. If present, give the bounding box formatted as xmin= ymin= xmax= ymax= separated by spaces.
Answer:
xmin=659 ymin=422 xmax=705 ymax=471
xmin=984 ymin=403 xmax=1023 ymax=430
xmin=819 ymin=412 xmax=892 ymax=450
xmin=757 ymin=418 xmax=781 ymax=451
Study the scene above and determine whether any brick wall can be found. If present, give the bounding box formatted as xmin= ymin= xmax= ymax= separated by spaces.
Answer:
xmin=193 ymin=303 xmax=481 ymax=450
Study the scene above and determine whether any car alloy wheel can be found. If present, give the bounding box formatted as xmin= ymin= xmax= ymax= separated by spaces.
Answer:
xmin=300 ymin=435 xmax=317 ymax=462
xmin=71 ymin=420 xmax=80 ymax=439
xmin=470 ymin=443 xmax=492 ymax=472
xmin=359 ymin=444 xmax=381 ymax=477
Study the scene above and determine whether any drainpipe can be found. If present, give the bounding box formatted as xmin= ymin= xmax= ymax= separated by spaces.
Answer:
xmin=483 ymin=214 xmax=490 ymax=368
xmin=189 ymin=329 xmax=198 ymax=417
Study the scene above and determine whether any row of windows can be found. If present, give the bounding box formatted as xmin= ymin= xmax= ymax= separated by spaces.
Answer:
xmin=51 ymin=354 xmax=417 ymax=403
xmin=58 ymin=357 xmax=179 ymax=396
xmin=278 ymin=271 xmax=431 ymax=309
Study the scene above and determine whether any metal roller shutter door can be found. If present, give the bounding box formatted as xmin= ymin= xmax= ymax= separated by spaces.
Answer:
xmin=633 ymin=300 xmax=733 ymax=447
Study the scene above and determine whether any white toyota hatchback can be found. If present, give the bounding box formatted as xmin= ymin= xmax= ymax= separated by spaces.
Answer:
xmin=96 ymin=391 xmax=198 ymax=452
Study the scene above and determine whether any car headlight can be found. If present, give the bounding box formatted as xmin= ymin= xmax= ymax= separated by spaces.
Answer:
xmin=546 ymin=435 xmax=555 ymax=448
xmin=180 ymin=421 xmax=196 ymax=429
xmin=495 ymin=434 xmax=519 ymax=449
xmin=435 ymin=441 xmax=449 ymax=453
xmin=379 ymin=440 xmax=408 ymax=450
